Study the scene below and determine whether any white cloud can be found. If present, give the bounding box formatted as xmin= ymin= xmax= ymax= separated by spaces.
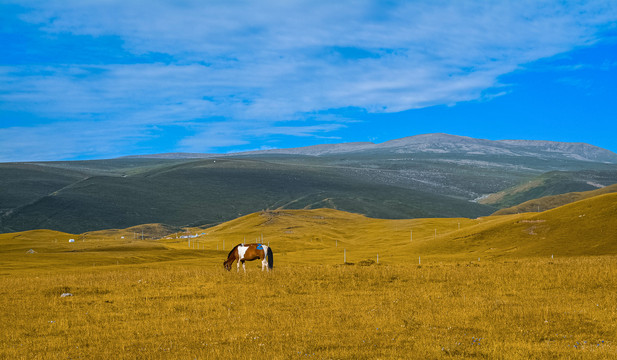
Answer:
xmin=0 ymin=120 xmax=152 ymax=162
xmin=178 ymin=121 xmax=346 ymax=153
xmin=2 ymin=0 xmax=617 ymax=159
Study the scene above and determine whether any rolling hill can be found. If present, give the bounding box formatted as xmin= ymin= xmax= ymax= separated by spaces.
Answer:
xmin=2 ymin=133 xmax=617 ymax=234
xmin=491 ymin=182 xmax=617 ymax=215
xmin=194 ymin=191 xmax=617 ymax=262
xmin=476 ymin=169 xmax=617 ymax=208
xmin=3 ymin=190 xmax=615 ymax=272
xmin=425 ymin=191 xmax=617 ymax=258
xmin=0 ymin=158 xmax=493 ymax=233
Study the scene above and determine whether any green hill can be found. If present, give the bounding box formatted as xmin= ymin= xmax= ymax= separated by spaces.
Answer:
xmin=477 ymin=170 xmax=617 ymax=209
xmin=0 ymin=158 xmax=493 ymax=233
xmin=3 ymin=135 xmax=617 ymax=234
xmin=492 ymin=183 xmax=617 ymax=215
xmin=0 ymin=163 xmax=86 ymax=211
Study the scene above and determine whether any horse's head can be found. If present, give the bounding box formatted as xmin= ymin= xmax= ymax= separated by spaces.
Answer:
xmin=223 ymin=260 xmax=232 ymax=271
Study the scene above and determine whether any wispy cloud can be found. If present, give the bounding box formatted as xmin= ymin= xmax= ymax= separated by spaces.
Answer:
xmin=1 ymin=0 xmax=616 ymax=160
xmin=178 ymin=121 xmax=346 ymax=154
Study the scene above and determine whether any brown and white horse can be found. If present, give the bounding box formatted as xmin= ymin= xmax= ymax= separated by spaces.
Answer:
xmin=223 ymin=243 xmax=273 ymax=272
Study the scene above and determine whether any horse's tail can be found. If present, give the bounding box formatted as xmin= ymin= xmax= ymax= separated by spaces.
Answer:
xmin=267 ymin=246 xmax=274 ymax=269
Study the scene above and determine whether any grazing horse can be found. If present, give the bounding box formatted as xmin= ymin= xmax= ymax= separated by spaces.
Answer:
xmin=223 ymin=243 xmax=273 ymax=272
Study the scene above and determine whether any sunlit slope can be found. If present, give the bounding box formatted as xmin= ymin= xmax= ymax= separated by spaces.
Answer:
xmin=493 ymin=183 xmax=617 ymax=215
xmin=416 ymin=192 xmax=617 ymax=258
xmin=178 ymin=208 xmax=476 ymax=264
xmin=3 ymin=192 xmax=614 ymax=271
xmin=199 ymin=193 xmax=617 ymax=263
xmin=199 ymin=208 xmax=490 ymax=263
xmin=0 ymin=227 xmax=204 ymax=272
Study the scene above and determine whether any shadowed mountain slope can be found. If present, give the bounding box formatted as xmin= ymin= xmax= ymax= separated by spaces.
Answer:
xmin=492 ymin=183 xmax=617 ymax=215
xmin=0 ymin=158 xmax=493 ymax=233
xmin=2 ymin=134 xmax=616 ymax=234
xmin=478 ymin=170 xmax=617 ymax=209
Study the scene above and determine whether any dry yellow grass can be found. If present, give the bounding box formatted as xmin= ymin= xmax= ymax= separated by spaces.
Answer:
xmin=1 ymin=193 xmax=616 ymax=358
xmin=183 ymin=192 xmax=617 ymax=263
xmin=1 ymin=259 xmax=616 ymax=359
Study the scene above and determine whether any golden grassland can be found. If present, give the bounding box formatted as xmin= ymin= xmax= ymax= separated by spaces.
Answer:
xmin=1 ymin=193 xmax=616 ymax=359
xmin=2 ymin=259 xmax=617 ymax=359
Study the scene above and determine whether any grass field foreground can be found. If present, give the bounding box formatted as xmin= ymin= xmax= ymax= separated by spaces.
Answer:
xmin=1 ymin=257 xmax=616 ymax=359
xmin=1 ymin=193 xmax=616 ymax=358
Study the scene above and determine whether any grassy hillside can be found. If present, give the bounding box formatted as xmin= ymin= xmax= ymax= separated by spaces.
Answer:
xmin=478 ymin=169 xmax=617 ymax=209
xmin=30 ymin=158 xmax=193 ymax=176
xmin=3 ymin=184 xmax=616 ymax=266
xmin=0 ymin=159 xmax=192 ymax=231
xmin=0 ymin=163 xmax=86 ymax=211
xmin=1 ymin=158 xmax=494 ymax=234
xmin=193 ymin=193 xmax=617 ymax=262
xmin=1 ymin=194 xmax=616 ymax=359
xmin=3 ymin=152 xmax=617 ymax=234
xmin=424 ymin=192 xmax=617 ymax=258
xmin=493 ymin=183 xmax=617 ymax=215
xmin=3 ymin=189 xmax=615 ymax=273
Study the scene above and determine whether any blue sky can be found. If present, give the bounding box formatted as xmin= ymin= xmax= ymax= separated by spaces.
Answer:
xmin=1 ymin=0 xmax=616 ymax=162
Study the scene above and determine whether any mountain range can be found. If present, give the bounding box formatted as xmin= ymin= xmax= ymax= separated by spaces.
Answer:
xmin=131 ymin=133 xmax=617 ymax=163
xmin=2 ymin=133 xmax=617 ymax=233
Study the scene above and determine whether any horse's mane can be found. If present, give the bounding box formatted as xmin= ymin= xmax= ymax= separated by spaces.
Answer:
xmin=226 ymin=244 xmax=239 ymax=258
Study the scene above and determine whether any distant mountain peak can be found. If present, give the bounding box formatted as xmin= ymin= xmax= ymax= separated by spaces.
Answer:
xmin=119 ymin=133 xmax=617 ymax=164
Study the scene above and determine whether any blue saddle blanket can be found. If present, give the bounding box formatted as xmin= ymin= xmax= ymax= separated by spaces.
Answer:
xmin=256 ymin=244 xmax=263 ymax=250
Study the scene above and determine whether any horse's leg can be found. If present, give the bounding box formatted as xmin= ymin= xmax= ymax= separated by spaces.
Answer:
xmin=242 ymin=260 xmax=246 ymax=273
xmin=261 ymin=256 xmax=267 ymax=271
xmin=237 ymin=260 xmax=240 ymax=273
